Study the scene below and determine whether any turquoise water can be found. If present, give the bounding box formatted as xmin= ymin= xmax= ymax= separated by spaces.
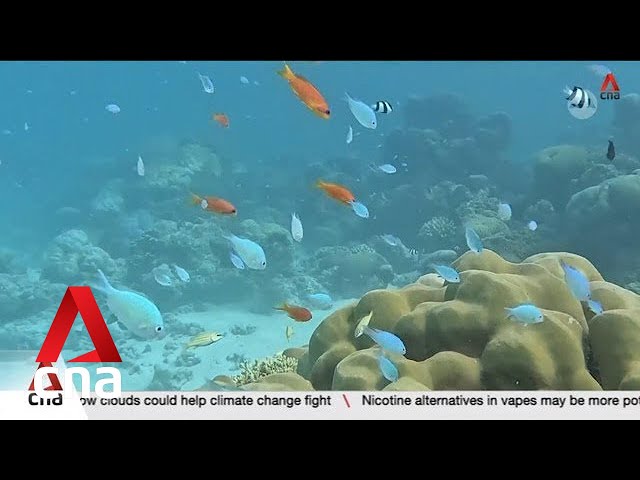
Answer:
xmin=2 ymin=60 xmax=639 ymax=392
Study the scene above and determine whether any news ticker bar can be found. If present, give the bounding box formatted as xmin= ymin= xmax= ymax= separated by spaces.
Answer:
xmin=3 ymin=391 xmax=640 ymax=419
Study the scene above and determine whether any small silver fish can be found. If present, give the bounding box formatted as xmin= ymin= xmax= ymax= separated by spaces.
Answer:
xmin=505 ymin=304 xmax=544 ymax=325
xmin=172 ymin=264 xmax=190 ymax=282
xmin=105 ymin=104 xmax=121 ymax=114
xmin=381 ymin=234 xmax=399 ymax=247
xmin=376 ymin=164 xmax=397 ymax=174
xmin=350 ymin=200 xmax=369 ymax=218
xmin=154 ymin=272 xmax=173 ymax=287
xmin=560 ymin=260 xmax=591 ymax=301
xmin=240 ymin=76 xmax=250 ymax=84
xmin=360 ymin=326 xmax=406 ymax=355
xmin=465 ymin=226 xmax=483 ymax=253
xmin=137 ymin=155 xmax=145 ymax=176
xmin=586 ymin=299 xmax=603 ymax=315
xmin=345 ymin=92 xmax=377 ymax=129
xmin=346 ymin=125 xmax=353 ymax=144
xmin=198 ymin=73 xmax=214 ymax=93
xmin=432 ymin=264 xmax=460 ymax=283
xmin=378 ymin=352 xmax=399 ymax=382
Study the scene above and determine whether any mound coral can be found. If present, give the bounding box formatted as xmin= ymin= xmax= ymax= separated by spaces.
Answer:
xmin=246 ymin=250 xmax=640 ymax=391
xmin=533 ymin=145 xmax=590 ymax=209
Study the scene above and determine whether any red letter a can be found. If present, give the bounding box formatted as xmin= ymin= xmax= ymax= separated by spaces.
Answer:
xmin=601 ymin=73 xmax=620 ymax=92
xmin=36 ymin=287 xmax=122 ymax=363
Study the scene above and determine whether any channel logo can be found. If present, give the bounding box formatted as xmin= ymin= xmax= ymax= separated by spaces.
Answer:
xmin=600 ymin=72 xmax=621 ymax=100
xmin=29 ymin=286 xmax=122 ymax=405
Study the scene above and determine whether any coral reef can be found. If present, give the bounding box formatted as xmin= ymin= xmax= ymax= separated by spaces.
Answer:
xmin=417 ymin=216 xmax=457 ymax=251
xmin=144 ymin=142 xmax=223 ymax=196
xmin=42 ymin=229 xmax=126 ymax=285
xmin=246 ymin=250 xmax=640 ymax=391
xmin=0 ymin=274 xmax=66 ymax=319
xmin=233 ymin=354 xmax=299 ymax=386
xmin=533 ymin=145 xmax=590 ymax=209
xmin=305 ymin=245 xmax=393 ymax=298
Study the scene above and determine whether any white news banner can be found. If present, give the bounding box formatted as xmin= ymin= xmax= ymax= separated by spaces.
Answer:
xmin=4 ymin=389 xmax=640 ymax=420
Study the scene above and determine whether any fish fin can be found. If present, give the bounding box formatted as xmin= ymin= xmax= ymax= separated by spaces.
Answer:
xmin=189 ymin=193 xmax=202 ymax=206
xmin=274 ymin=303 xmax=289 ymax=312
xmin=94 ymin=269 xmax=115 ymax=295
xmin=277 ymin=63 xmax=294 ymax=80
xmin=343 ymin=92 xmax=353 ymax=102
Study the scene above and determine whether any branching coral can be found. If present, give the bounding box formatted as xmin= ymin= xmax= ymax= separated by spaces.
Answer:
xmin=417 ymin=216 xmax=457 ymax=250
xmin=233 ymin=354 xmax=299 ymax=386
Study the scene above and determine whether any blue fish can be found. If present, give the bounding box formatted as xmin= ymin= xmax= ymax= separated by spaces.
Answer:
xmin=361 ymin=326 xmax=406 ymax=355
xmin=586 ymin=299 xmax=603 ymax=315
xmin=465 ymin=226 xmax=483 ymax=253
xmin=505 ymin=304 xmax=544 ymax=325
xmin=378 ymin=352 xmax=399 ymax=382
xmin=307 ymin=293 xmax=333 ymax=310
xmin=350 ymin=200 xmax=370 ymax=218
xmin=432 ymin=264 xmax=460 ymax=283
xmin=560 ymin=260 xmax=591 ymax=301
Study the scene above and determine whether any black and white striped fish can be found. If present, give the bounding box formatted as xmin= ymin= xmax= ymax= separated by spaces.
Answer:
xmin=563 ymin=86 xmax=595 ymax=109
xmin=371 ymin=100 xmax=393 ymax=114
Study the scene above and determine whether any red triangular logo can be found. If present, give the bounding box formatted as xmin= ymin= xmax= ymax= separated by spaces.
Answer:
xmin=28 ymin=362 xmax=63 ymax=391
xmin=601 ymin=73 xmax=620 ymax=92
xmin=36 ymin=286 xmax=122 ymax=363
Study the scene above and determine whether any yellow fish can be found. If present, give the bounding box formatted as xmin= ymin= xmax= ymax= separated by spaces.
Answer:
xmin=185 ymin=332 xmax=224 ymax=349
xmin=354 ymin=311 xmax=373 ymax=338
xmin=286 ymin=325 xmax=294 ymax=342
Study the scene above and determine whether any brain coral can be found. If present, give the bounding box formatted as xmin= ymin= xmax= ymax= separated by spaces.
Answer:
xmin=248 ymin=250 xmax=640 ymax=391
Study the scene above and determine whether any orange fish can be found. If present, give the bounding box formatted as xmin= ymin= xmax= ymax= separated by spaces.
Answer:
xmin=212 ymin=113 xmax=229 ymax=128
xmin=190 ymin=193 xmax=237 ymax=215
xmin=277 ymin=63 xmax=330 ymax=120
xmin=316 ymin=180 xmax=355 ymax=205
xmin=274 ymin=303 xmax=313 ymax=322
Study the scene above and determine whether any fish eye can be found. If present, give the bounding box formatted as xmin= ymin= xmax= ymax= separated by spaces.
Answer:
xmin=262 ymin=261 xmax=266 ymax=266
xmin=155 ymin=326 xmax=163 ymax=332
xmin=325 ymin=109 xmax=331 ymax=115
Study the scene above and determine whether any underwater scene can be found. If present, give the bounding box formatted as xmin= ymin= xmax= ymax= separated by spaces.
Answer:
xmin=2 ymin=60 xmax=640 ymax=392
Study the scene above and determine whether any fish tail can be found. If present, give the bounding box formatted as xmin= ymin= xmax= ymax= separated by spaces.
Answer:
xmin=315 ymin=179 xmax=325 ymax=190
xmin=277 ymin=63 xmax=294 ymax=80
xmin=93 ymin=269 xmax=114 ymax=295
xmin=274 ymin=303 xmax=289 ymax=312
xmin=504 ymin=307 xmax=512 ymax=319
xmin=343 ymin=92 xmax=351 ymax=102
xmin=190 ymin=193 xmax=202 ymax=206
